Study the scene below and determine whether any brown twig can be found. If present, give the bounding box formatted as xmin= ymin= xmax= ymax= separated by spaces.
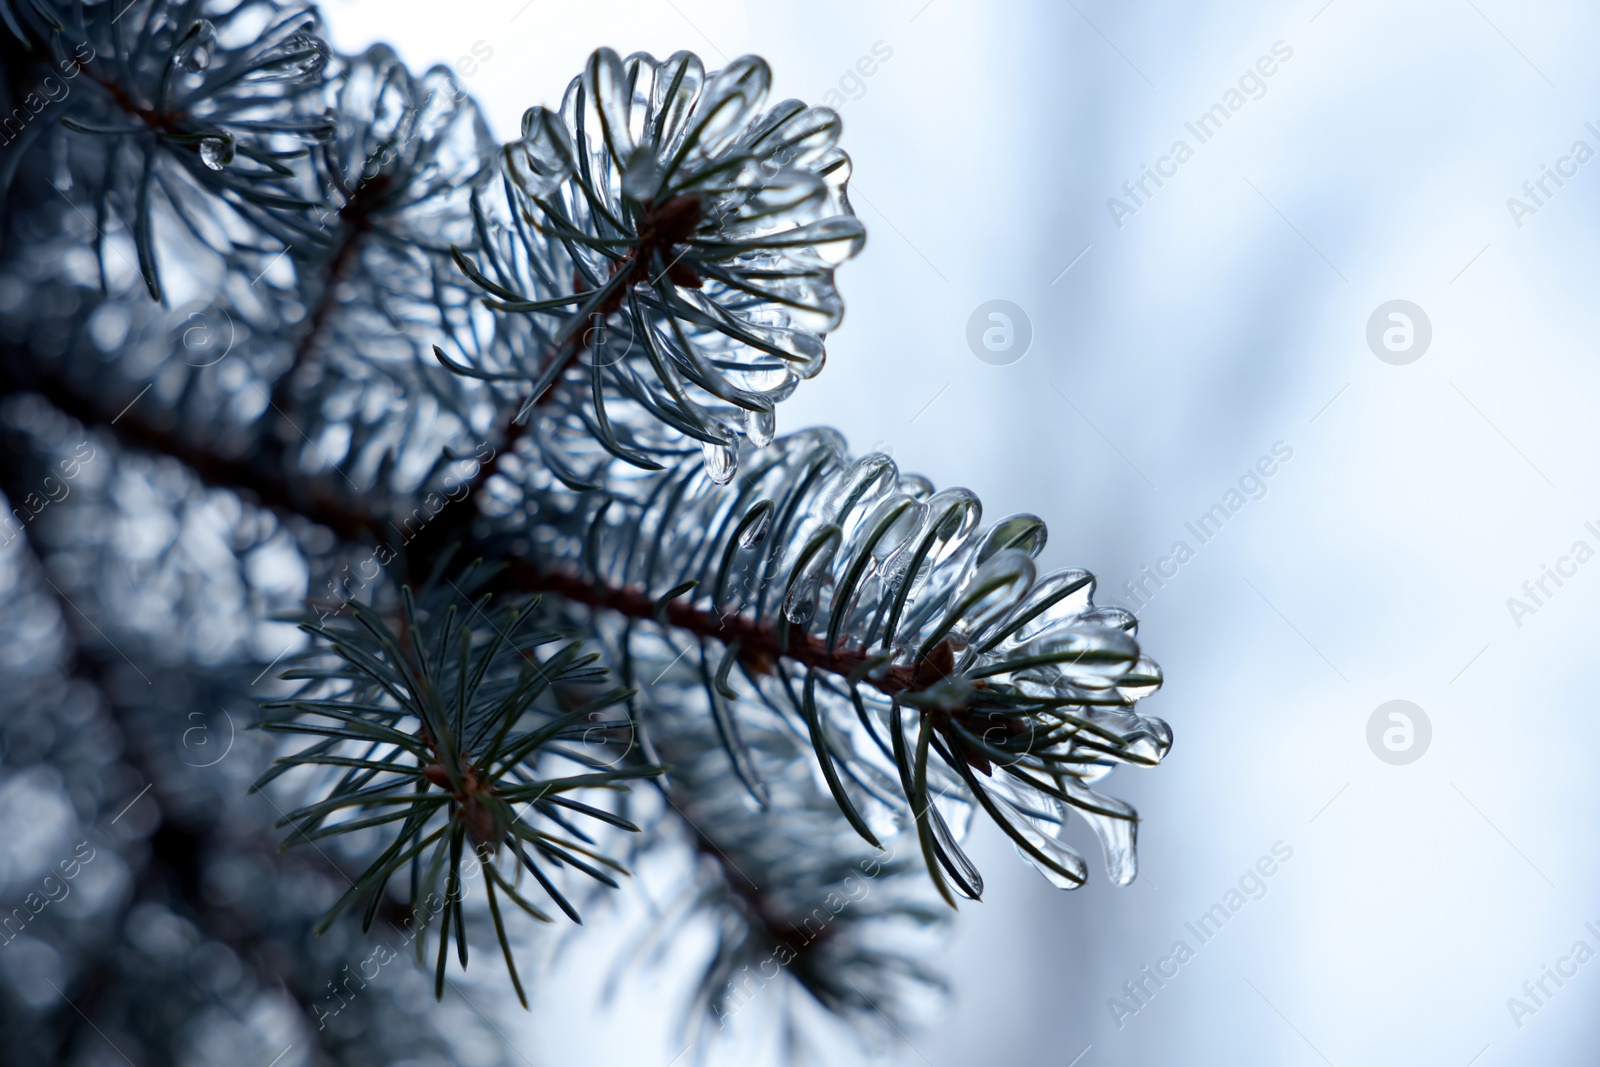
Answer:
xmin=500 ymin=559 xmax=948 ymax=703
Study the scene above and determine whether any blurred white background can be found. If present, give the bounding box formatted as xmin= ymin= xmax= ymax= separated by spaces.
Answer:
xmin=322 ymin=1 xmax=1600 ymax=1063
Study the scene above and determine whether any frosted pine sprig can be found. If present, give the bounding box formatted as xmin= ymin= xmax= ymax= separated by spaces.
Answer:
xmin=258 ymin=579 xmax=655 ymax=1005
xmin=621 ymin=688 xmax=947 ymax=1041
xmin=32 ymin=0 xmax=335 ymax=299
xmin=448 ymin=47 xmax=865 ymax=482
xmin=487 ymin=429 xmax=1172 ymax=902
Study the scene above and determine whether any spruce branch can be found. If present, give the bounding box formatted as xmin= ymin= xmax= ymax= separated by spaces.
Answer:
xmin=2 ymin=30 xmax=503 ymax=553
xmin=258 ymin=572 xmax=658 ymax=1003
xmin=626 ymin=697 xmax=947 ymax=1044
xmin=484 ymin=431 xmax=1172 ymax=902
xmin=449 ymin=48 xmax=865 ymax=485
xmin=0 ymin=14 xmax=1178 ymax=1052
xmin=10 ymin=0 xmax=336 ymax=298
xmin=0 ymin=410 xmax=491 ymax=1065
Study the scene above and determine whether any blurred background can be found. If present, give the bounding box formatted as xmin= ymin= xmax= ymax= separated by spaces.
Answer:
xmin=42 ymin=0 xmax=1600 ymax=1063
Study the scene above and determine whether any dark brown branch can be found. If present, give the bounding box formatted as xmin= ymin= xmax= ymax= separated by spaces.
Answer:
xmin=10 ymin=362 xmax=379 ymax=542
xmin=269 ymin=173 xmax=388 ymax=413
xmin=3 ymin=355 xmax=952 ymax=705
xmin=501 ymin=559 xmax=945 ymax=702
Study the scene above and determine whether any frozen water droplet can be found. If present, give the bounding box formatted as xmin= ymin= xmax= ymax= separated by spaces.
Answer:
xmin=702 ymin=441 xmax=736 ymax=484
xmin=1059 ymin=779 xmax=1140 ymax=885
xmin=1115 ymin=655 xmax=1163 ymax=703
xmin=867 ymin=497 xmax=923 ymax=561
xmin=732 ymin=364 xmax=796 ymax=398
xmin=509 ymin=107 xmax=576 ymax=198
xmin=783 ymin=577 xmax=819 ymax=624
xmin=984 ymin=776 xmax=1086 ymax=889
xmin=620 ymin=146 xmax=660 ymax=203
xmin=1013 ymin=624 xmax=1138 ymax=689
xmin=744 ymin=406 xmax=775 ymax=447
xmin=738 ymin=508 xmax=771 ymax=548
xmin=976 ymin=513 xmax=1048 ymax=563
xmin=1080 ymin=605 xmax=1137 ymax=634
xmin=1094 ymin=810 xmax=1138 ymax=885
xmin=1006 ymin=569 xmax=1095 ymax=645
xmin=945 ymin=551 xmax=1035 ymax=644
xmin=782 ymin=524 xmax=841 ymax=625
xmin=823 ymin=453 xmax=897 ymax=525
xmin=252 ymin=31 xmax=329 ymax=82
xmin=929 ymin=802 xmax=983 ymax=898
xmin=1021 ymin=843 xmax=1090 ymax=890
xmin=172 ymin=19 xmax=216 ymax=73
xmin=198 ymin=137 xmax=232 ymax=171
xmin=1016 ymin=814 xmax=1087 ymax=889
xmin=1116 ymin=713 xmax=1172 ymax=764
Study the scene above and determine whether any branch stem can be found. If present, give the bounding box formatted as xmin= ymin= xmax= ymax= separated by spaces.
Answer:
xmin=502 ymin=559 xmax=928 ymax=701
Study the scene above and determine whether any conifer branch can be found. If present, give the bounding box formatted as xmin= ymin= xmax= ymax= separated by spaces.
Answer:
xmin=0 ymin=9 xmax=1175 ymax=1055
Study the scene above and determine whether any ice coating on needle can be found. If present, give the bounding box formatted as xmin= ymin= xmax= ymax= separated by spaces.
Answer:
xmin=499 ymin=429 xmax=1174 ymax=894
xmin=453 ymin=47 xmax=866 ymax=482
